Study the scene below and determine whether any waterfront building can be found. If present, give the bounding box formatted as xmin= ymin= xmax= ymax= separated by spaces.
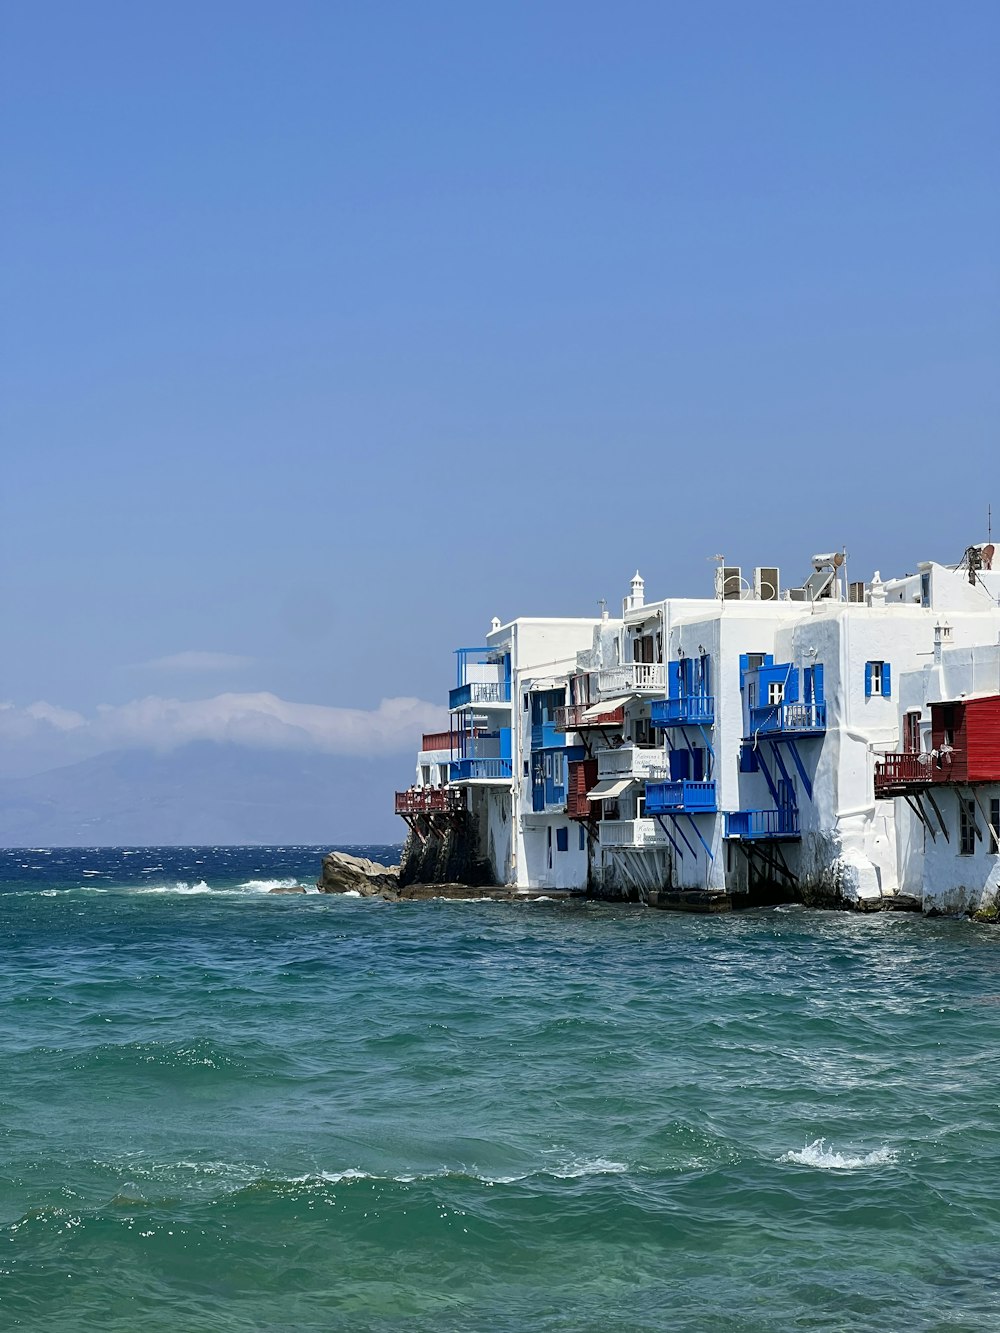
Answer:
xmin=396 ymin=543 xmax=1000 ymax=912
xmin=878 ymin=625 xmax=1000 ymax=916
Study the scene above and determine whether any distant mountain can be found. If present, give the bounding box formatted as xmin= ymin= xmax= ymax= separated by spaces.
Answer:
xmin=0 ymin=743 xmax=411 ymax=846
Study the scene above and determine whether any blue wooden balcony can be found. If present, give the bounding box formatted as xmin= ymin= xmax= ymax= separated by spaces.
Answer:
xmin=644 ymin=779 xmax=717 ymax=814
xmin=449 ymin=681 xmax=512 ymax=710
xmin=725 ymin=808 xmax=800 ymax=840
xmin=747 ymin=702 xmax=826 ymax=739
xmin=450 ymin=757 xmax=513 ymax=783
xmin=650 ymin=695 xmax=715 ymax=727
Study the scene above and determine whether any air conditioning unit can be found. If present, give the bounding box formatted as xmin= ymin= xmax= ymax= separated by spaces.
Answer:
xmin=754 ymin=567 xmax=780 ymax=601
xmin=722 ymin=566 xmax=742 ymax=600
xmin=848 ymin=581 xmax=866 ymax=603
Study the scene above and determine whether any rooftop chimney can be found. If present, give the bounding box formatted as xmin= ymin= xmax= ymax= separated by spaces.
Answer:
xmin=624 ymin=570 xmax=645 ymax=615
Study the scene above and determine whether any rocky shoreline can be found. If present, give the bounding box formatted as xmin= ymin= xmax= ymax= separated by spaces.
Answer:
xmin=309 ymin=850 xmax=522 ymax=902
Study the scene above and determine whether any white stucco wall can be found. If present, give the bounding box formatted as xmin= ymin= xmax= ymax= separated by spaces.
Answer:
xmin=893 ymin=639 xmax=1000 ymax=913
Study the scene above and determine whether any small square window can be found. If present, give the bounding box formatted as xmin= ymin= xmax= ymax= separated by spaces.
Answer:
xmin=768 ymin=682 xmax=785 ymax=706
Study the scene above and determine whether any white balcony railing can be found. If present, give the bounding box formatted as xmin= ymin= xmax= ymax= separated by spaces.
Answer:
xmin=598 ymin=818 xmax=666 ymax=848
xmin=596 ymin=745 xmax=666 ymax=781
xmin=596 ymin=663 xmax=667 ymax=695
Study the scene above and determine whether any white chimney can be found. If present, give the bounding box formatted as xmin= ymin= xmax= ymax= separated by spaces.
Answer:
xmin=933 ymin=619 xmax=951 ymax=664
xmin=490 ymin=616 xmax=501 ymax=633
xmin=623 ymin=570 xmax=645 ymax=614
xmin=868 ymin=571 xmax=886 ymax=608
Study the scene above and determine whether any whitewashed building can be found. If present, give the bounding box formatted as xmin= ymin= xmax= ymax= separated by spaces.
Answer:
xmin=877 ymin=597 xmax=1000 ymax=915
xmin=396 ymin=543 xmax=1000 ymax=913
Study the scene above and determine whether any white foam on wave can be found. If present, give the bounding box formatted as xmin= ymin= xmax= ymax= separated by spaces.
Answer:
xmin=544 ymin=1156 xmax=628 ymax=1179
xmin=291 ymin=1157 xmax=630 ymax=1187
xmin=238 ymin=878 xmax=303 ymax=892
xmin=294 ymin=1168 xmax=375 ymax=1184
xmin=779 ymin=1138 xmax=898 ymax=1170
xmin=136 ymin=881 xmax=214 ymax=895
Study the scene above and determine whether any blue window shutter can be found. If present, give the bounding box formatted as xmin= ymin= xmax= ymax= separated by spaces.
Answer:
xmin=813 ymin=664 xmax=825 ymax=704
xmin=864 ymin=662 xmax=873 ymax=698
xmin=669 ymin=661 xmax=683 ymax=699
xmin=785 ymin=668 xmax=800 ymax=703
xmin=556 ymin=827 xmax=569 ymax=853
xmin=700 ymin=655 xmax=711 ymax=694
xmin=803 ymin=667 xmax=813 ymax=706
xmin=739 ymin=742 xmax=759 ymax=773
xmin=882 ymin=663 xmax=891 ymax=698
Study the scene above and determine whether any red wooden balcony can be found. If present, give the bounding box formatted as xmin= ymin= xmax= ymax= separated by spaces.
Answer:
xmin=555 ymin=703 xmax=625 ymax=731
xmin=421 ymin=730 xmax=454 ymax=753
xmin=421 ymin=728 xmax=484 ymax=753
xmin=873 ymin=751 xmax=962 ymax=798
xmin=395 ymin=787 xmax=465 ymax=815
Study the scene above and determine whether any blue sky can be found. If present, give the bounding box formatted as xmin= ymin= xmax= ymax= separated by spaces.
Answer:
xmin=1 ymin=1 xmax=998 ymax=792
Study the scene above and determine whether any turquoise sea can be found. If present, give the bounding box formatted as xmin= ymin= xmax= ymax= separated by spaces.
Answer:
xmin=2 ymin=846 xmax=999 ymax=1332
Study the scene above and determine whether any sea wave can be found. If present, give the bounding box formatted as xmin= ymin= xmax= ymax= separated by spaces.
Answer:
xmin=285 ymin=1157 xmax=631 ymax=1187
xmin=237 ymin=878 xmax=305 ymax=892
xmin=135 ymin=880 xmax=214 ymax=894
xmin=779 ymin=1138 xmax=898 ymax=1170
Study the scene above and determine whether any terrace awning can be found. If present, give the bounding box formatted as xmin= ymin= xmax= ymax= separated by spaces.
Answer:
xmin=586 ymin=778 xmax=635 ymax=801
xmin=582 ymin=696 xmax=633 ymax=720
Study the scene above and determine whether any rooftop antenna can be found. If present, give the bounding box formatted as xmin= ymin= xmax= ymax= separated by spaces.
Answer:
xmin=710 ymin=554 xmax=726 ymax=600
xmin=598 ymin=597 xmax=608 ymax=621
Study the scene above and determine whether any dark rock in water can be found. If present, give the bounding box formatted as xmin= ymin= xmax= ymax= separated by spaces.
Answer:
xmin=399 ymin=882 xmax=507 ymax=900
xmin=268 ymin=884 xmax=308 ymax=894
xmin=317 ymin=851 xmax=400 ymax=898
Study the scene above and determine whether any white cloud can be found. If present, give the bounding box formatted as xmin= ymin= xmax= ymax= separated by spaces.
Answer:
xmin=0 ymin=693 xmax=449 ymax=763
xmin=23 ymin=701 xmax=87 ymax=731
xmin=135 ymin=651 xmax=255 ymax=673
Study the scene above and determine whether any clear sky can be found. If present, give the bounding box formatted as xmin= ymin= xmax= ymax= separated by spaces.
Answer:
xmin=1 ymin=2 xmax=998 ymax=799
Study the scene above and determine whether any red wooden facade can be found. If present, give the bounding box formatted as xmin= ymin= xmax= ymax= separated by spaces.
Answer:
xmin=930 ymin=695 xmax=1000 ymax=783
xmin=875 ymin=693 xmax=1000 ymax=797
xmin=421 ymin=730 xmax=455 ymax=753
xmin=567 ymin=759 xmax=598 ymax=819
